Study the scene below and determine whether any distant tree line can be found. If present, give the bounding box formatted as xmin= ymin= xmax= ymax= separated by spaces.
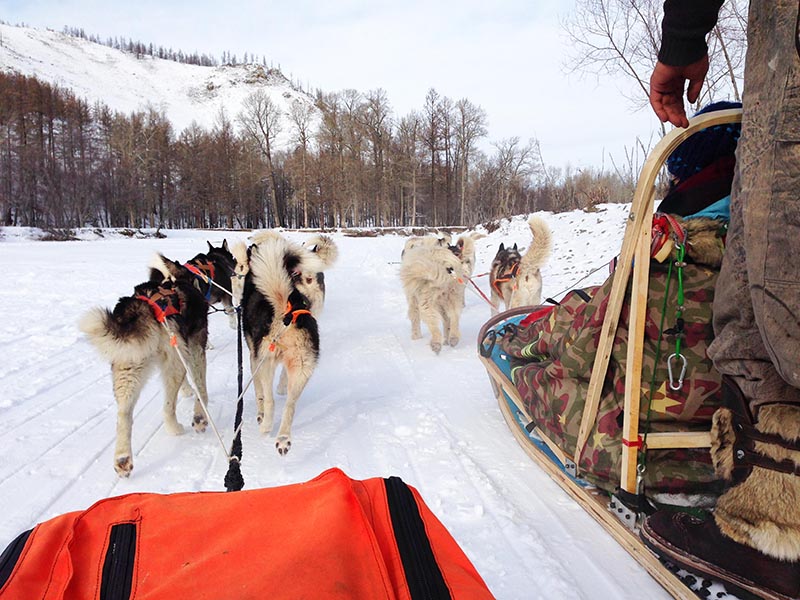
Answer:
xmin=0 ymin=71 xmax=632 ymax=230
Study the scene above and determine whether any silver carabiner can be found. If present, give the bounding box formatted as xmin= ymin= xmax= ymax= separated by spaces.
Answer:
xmin=667 ymin=353 xmax=687 ymax=391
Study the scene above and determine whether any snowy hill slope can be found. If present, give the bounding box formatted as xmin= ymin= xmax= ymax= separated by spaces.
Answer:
xmin=0 ymin=22 xmax=317 ymax=149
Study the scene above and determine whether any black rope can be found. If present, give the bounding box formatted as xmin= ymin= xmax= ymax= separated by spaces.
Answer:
xmin=224 ymin=306 xmax=245 ymax=492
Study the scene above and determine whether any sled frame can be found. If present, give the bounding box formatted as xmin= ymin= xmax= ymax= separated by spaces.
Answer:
xmin=575 ymin=109 xmax=743 ymax=494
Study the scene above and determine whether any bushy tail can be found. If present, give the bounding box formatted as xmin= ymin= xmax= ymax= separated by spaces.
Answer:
xmin=248 ymin=236 xmax=325 ymax=309
xmin=400 ymin=245 xmax=464 ymax=287
xmin=79 ymin=300 xmax=161 ymax=364
xmin=519 ymin=216 xmax=552 ymax=275
xmin=454 ymin=234 xmax=477 ymax=276
xmin=148 ymin=253 xmax=183 ymax=283
xmin=305 ymin=234 xmax=339 ymax=269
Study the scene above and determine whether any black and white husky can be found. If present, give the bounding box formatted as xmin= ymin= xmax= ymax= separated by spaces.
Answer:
xmin=79 ymin=255 xmax=211 ymax=477
xmin=239 ymin=234 xmax=327 ymax=455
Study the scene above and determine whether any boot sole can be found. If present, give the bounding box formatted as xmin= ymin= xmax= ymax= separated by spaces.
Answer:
xmin=640 ymin=522 xmax=795 ymax=600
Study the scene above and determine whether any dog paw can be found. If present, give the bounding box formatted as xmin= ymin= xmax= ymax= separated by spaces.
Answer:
xmin=449 ymin=336 xmax=460 ymax=347
xmin=165 ymin=421 xmax=186 ymax=435
xmin=276 ymin=436 xmax=291 ymax=455
xmin=115 ymin=455 xmax=133 ymax=477
xmin=411 ymin=330 xmax=422 ymax=340
xmin=430 ymin=341 xmax=442 ymax=354
xmin=192 ymin=415 xmax=207 ymax=433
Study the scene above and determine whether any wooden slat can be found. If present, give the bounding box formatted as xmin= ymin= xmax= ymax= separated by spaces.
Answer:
xmin=645 ymin=431 xmax=712 ymax=449
xmin=573 ymin=109 xmax=743 ymax=468
xmin=621 ymin=207 xmax=654 ymax=493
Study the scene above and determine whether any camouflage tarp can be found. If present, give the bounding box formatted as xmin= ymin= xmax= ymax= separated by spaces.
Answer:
xmin=499 ymin=261 xmax=724 ymax=497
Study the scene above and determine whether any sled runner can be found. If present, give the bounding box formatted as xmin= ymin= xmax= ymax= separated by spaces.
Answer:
xmin=0 ymin=468 xmax=493 ymax=599
xmin=478 ymin=108 xmax=743 ymax=600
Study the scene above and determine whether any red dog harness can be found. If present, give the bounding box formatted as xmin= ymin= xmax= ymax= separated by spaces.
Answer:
xmin=135 ymin=286 xmax=181 ymax=323
xmin=491 ymin=260 xmax=520 ymax=295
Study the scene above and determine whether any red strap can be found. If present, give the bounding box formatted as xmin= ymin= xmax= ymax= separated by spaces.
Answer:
xmin=621 ymin=436 xmax=643 ymax=448
xmin=184 ymin=259 xmax=215 ymax=282
xmin=136 ymin=291 xmax=180 ymax=323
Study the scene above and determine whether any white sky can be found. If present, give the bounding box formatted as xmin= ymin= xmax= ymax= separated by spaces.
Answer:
xmin=2 ymin=0 xmax=662 ymax=170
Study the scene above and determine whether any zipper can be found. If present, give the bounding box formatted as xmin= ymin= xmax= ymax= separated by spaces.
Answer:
xmin=0 ymin=529 xmax=32 ymax=591
xmin=99 ymin=522 xmax=137 ymax=600
xmin=384 ymin=477 xmax=451 ymax=600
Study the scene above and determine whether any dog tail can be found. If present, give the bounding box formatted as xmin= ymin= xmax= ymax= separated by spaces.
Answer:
xmin=230 ymin=240 xmax=250 ymax=276
xmin=400 ymin=245 xmax=465 ymax=288
xmin=148 ymin=253 xmax=182 ymax=283
xmin=519 ymin=216 xmax=552 ymax=275
xmin=249 ymin=236 xmax=324 ymax=309
xmin=454 ymin=233 xmax=477 ymax=276
xmin=305 ymin=234 xmax=339 ymax=269
xmin=79 ymin=300 xmax=161 ymax=364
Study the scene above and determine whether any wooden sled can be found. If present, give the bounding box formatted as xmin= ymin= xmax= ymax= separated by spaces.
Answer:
xmin=477 ymin=108 xmax=743 ymax=600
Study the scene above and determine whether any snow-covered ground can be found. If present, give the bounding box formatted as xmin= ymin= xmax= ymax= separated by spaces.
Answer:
xmin=0 ymin=204 xmax=684 ymax=599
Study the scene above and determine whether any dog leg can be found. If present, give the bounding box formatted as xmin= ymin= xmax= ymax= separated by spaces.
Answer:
xmin=490 ymin=290 xmax=501 ymax=316
xmin=419 ymin=300 xmax=444 ymax=353
xmin=276 ymin=367 xmax=288 ymax=395
xmin=255 ymin=354 xmax=278 ymax=435
xmin=445 ymin=303 xmax=461 ymax=347
xmin=184 ymin=339 xmax=210 ymax=433
xmin=160 ymin=350 xmax=187 ymax=436
xmin=407 ymin=296 xmax=422 ymax=340
xmin=275 ymin=355 xmax=317 ymax=455
xmin=110 ymin=361 xmax=148 ymax=477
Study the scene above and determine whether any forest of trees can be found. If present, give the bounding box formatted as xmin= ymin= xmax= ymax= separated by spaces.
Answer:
xmin=0 ymin=72 xmax=630 ymax=230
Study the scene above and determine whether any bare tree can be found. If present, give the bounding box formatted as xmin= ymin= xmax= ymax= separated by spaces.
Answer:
xmin=238 ymin=89 xmax=283 ymax=226
xmin=289 ymin=99 xmax=315 ymax=227
xmin=397 ymin=111 xmax=422 ymax=226
xmin=493 ymin=137 xmax=541 ymax=217
xmin=454 ymin=98 xmax=487 ymax=225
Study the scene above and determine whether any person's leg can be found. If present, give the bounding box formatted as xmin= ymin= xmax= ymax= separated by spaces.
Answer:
xmin=708 ymin=0 xmax=800 ymax=414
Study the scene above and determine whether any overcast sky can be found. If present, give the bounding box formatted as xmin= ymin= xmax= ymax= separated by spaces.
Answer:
xmin=2 ymin=0 xmax=662 ymax=171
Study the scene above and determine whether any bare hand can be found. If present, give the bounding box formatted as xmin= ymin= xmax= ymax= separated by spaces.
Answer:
xmin=649 ymin=56 xmax=709 ymax=128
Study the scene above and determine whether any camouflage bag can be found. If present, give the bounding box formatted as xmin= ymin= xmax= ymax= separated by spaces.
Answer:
xmin=499 ymin=261 xmax=724 ymax=497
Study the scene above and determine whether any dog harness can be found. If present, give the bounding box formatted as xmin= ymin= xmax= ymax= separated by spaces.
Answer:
xmin=491 ymin=261 xmax=520 ymax=295
xmin=282 ymin=301 xmax=312 ymax=326
xmin=184 ymin=259 xmax=216 ymax=301
xmin=135 ymin=286 xmax=181 ymax=323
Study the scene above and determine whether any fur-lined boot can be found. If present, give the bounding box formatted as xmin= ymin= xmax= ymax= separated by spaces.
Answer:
xmin=641 ymin=379 xmax=800 ymax=600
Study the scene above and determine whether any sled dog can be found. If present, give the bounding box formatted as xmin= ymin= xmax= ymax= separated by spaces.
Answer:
xmin=240 ymin=234 xmax=325 ymax=455
xmin=79 ymin=255 xmax=211 ymax=477
xmin=400 ymin=241 xmax=467 ymax=354
xmin=151 ymin=240 xmax=237 ymax=328
xmin=489 ymin=216 xmax=552 ymax=313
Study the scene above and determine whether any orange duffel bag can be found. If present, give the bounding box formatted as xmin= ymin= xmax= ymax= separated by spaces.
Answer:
xmin=0 ymin=468 xmax=494 ymax=599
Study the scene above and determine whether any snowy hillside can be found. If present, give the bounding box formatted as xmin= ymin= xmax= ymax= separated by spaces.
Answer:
xmin=0 ymin=22 xmax=317 ymax=149
xmin=0 ymin=204 xmax=706 ymax=599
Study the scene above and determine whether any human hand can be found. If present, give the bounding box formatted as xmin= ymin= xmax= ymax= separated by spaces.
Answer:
xmin=649 ymin=56 xmax=709 ymax=128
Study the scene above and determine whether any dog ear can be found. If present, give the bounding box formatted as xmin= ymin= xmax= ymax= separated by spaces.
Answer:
xmin=499 ymin=243 xmax=505 ymax=252
xmin=513 ymin=243 xmax=518 ymax=251
xmin=207 ymin=241 xmax=214 ymax=252
xmin=222 ymin=239 xmax=229 ymax=252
